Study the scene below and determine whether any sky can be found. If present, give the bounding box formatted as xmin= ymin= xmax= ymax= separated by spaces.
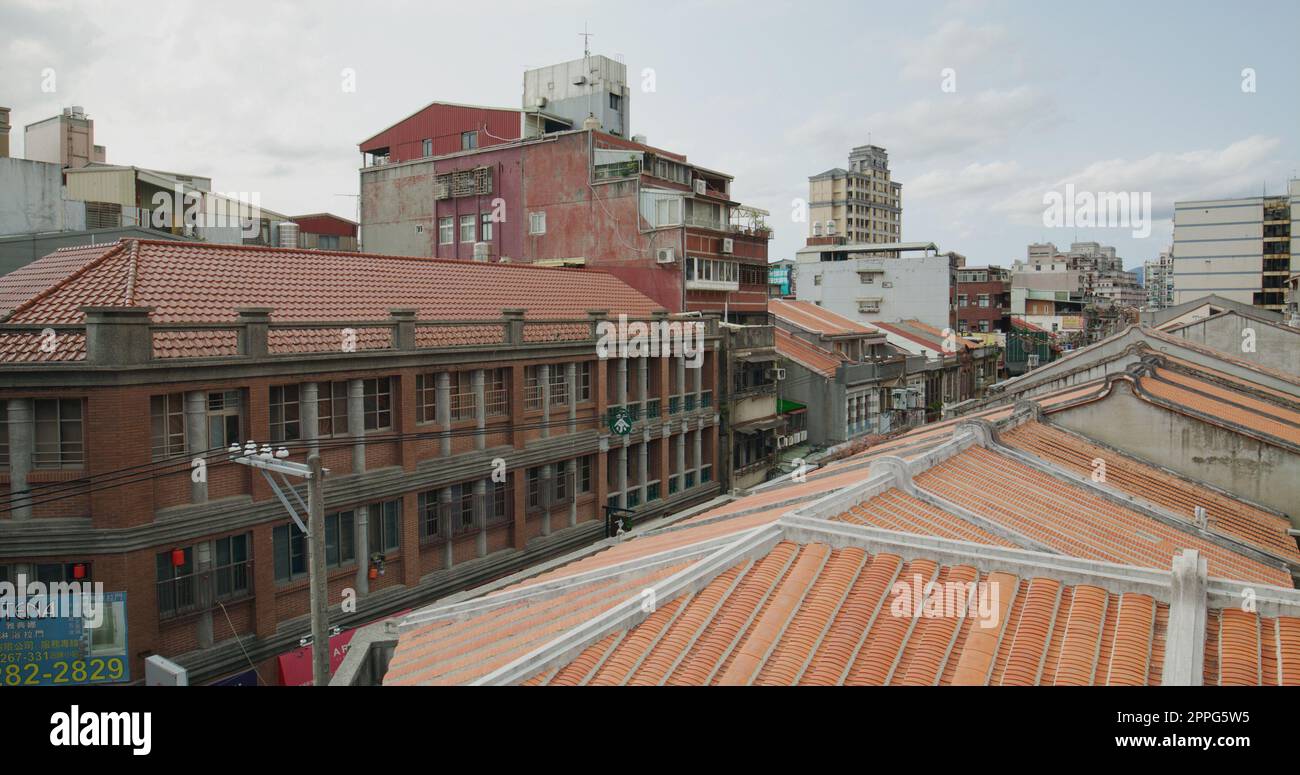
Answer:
xmin=3 ymin=0 xmax=1298 ymax=271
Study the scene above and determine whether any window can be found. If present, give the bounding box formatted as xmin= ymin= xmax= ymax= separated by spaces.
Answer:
xmin=609 ymin=92 xmax=622 ymax=110
xmin=459 ymin=214 xmax=475 ymax=243
xmin=814 ymin=275 xmax=823 ymax=286
xmin=319 ymin=235 xmax=339 ymax=250
xmin=485 ymin=368 xmax=508 ymax=415
xmin=418 ymin=490 xmax=441 ymax=540
xmin=0 ymin=403 xmax=8 ymax=468
xmin=323 ymin=510 xmax=356 ymax=568
xmin=529 ymin=211 xmax=546 ymax=235
xmin=362 ymin=378 xmax=392 ymax=431
xmin=490 ymin=480 xmax=509 ymax=524
xmin=957 ymin=294 xmax=968 ymax=307
xmin=156 ymin=547 xmax=194 ymax=617
xmin=577 ymin=362 xmax=591 ymax=402
xmin=415 ymin=373 xmax=438 ymax=424
xmin=578 ymin=455 xmax=593 ymax=493
xmin=368 ymin=500 xmax=401 ymax=553
xmin=438 ymin=217 xmax=453 ymax=245
xmin=550 ymin=365 xmax=570 ymax=405
xmin=34 ymin=398 xmax=84 ymax=469
xmin=527 ymin=467 xmax=542 ymax=510
xmin=524 ymin=367 xmax=543 ymax=411
xmin=422 ymin=138 xmax=432 ymax=157
xmin=318 ymin=381 xmax=349 ymax=437
xmin=456 ymin=483 xmax=475 ymax=532
xmin=978 ymin=294 xmax=990 ymax=308
xmin=150 ymin=393 xmax=186 ymax=460
xmin=480 ymin=212 xmax=493 ymax=242
xmin=207 ymin=391 xmax=241 ymax=449
xmin=269 ymin=384 xmax=301 ymax=442
xmin=654 ymin=197 xmax=680 ymax=227
xmin=461 ymin=131 xmax=478 ymax=150
xmin=213 ymin=534 xmax=250 ymax=599
xmin=273 ymin=514 xmax=359 ymax=582
xmin=451 ymin=371 xmax=477 ymax=421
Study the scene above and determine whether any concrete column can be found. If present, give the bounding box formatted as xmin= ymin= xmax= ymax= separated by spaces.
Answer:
xmin=1163 ymin=549 xmax=1208 ymax=686
xmin=637 ymin=358 xmax=648 ymax=407
xmin=693 ymin=355 xmax=703 ymax=406
xmin=472 ymin=370 xmax=486 ymax=451
xmin=540 ymin=464 xmax=553 ymax=536
xmin=300 ymin=382 xmax=319 ymax=455
xmin=474 ymin=479 xmax=488 ymax=557
xmin=440 ymin=487 xmax=454 ymax=569
xmin=194 ymin=540 xmax=214 ymax=648
xmin=539 ymin=364 xmax=551 ymax=439
xmin=566 ymin=362 xmax=577 ymax=433
xmin=637 ymin=438 xmax=649 ymax=505
xmin=693 ymin=425 xmax=703 ymax=482
xmin=435 ymin=372 xmax=451 ymax=457
xmin=616 ymin=358 xmax=628 ymax=407
xmin=616 ymin=442 xmax=628 ymax=509
xmin=566 ymin=458 xmax=577 ymax=527
xmin=676 ymin=428 xmax=687 ymax=490
xmin=676 ymin=356 xmax=686 ymax=409
xmin=184 ymin=391 xmax=208 ymax=503
xmin=6 ymin=398 xmax=33 ymax=521
xmin=347 ymin=379 xmax=365 ymax=473
xmin=354 ymin=504 xmax=370 ymax=595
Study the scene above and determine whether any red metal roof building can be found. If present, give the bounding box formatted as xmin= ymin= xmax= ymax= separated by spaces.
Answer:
xmin=0 ymin=239 xmax=725 ymax=684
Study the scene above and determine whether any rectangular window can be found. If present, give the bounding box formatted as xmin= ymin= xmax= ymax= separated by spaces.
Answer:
xmin=362 ymin=378 xmax=392 ymax=431
xmin=269 ymin=384 xmax=302 ymax=443
xmin=550 ymin=364 xmax=570 ymax=406
xmin=490 ymin=480 xmax=509 ymax=524
xmin=418 ymin=490 xmax=441 ymax=540
xmin=318 ymin=381 xmax=349 ymax=438
xmin=438 ymin=217 xmax=453 ymax=245
xmin=150 ymin=393 xmax=186 ymax=460
xmin=529 ymin=212 xmax=546 ymax=235
xmin=609 ymin=92 xmax=622 ymax=110
xmin=457 ymin=483 xmax=475 ymax=531
xmin=323 ymin=510 xmax=356 ymax=569
xmin=207 ymin=391 xmax=241 ymax=450
xmin=33 ymin=398 xmax=84 ymax=469
xmin=554 ymin=466 xmax=569 ymax=503
xmin=273 ymin=524 xmax=306 ymax=582
xmin=461 ymin=131 xmax=478 ymax=150
xmin=578 ymin=362 xmax=592 ymax=402
xmin=156 ymin=547 xmax=194 ymax=617
xmin=579 ymin=455 xmax=592 ymax=493
xmin=527 ymin=467 xmax=541 ymax=510
xmin=480 ymin=212 xmax=493 ymax=241
xmin=422 ymin=138 xmax=432 ymax=157
xmin=451 ymin=371 xmax=477 ymax=421
xmin=485 ymin=368 xmax=508 ymax=416
xmin=459 ymin=214 xmax=475 ymax=243
xmin=213 ymin=534 xmax=251 ymax=600
xmin=415 ymin=373 xmax=437 ymax=424
xmin=368 ymin=500 xmax=401 ymax=553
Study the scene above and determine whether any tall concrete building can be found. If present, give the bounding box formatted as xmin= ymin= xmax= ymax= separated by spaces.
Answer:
xmin=808 ymin=145 xmax=902 ymax=251
xmin=1172 ymin=180 xmax=1299 ymax=312
xmin=1144 ymin=247 xmax=1175 ymax=310
xmin=522 ymin=54 xmax=629 ymax=138
xmin=23 ymin=106 xmax=107 ymax=169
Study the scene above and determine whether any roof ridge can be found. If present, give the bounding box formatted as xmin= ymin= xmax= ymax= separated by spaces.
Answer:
xmin=3 ymin=239 xmax=130 ymax=322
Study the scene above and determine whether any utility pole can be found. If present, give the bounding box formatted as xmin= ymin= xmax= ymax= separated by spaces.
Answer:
xmin=229 ymin=442 xmax=331 ymax=685
xmin=306 ymin=453 xmax=330 ymax=687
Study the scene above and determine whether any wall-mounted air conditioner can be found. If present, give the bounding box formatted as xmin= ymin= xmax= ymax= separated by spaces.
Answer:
xmin=694 ymin=179 xmax=707 ymax=195
xmin=656 ymin=248 xmax=677 ymax=264
xmin=721 ymin=238 xmax=734 ymax=254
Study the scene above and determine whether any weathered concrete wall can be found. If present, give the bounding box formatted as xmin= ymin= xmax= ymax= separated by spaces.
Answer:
xmin=778 ymin=360 xmax=837 ymax=446
xmin=1171 ymin=314 xmax=1300 ymax=375
xmin=0 ymin=157 xmax=85 ymax=236
xmin=359 ymin=158 xmax=437 ymax=256
xmin=1052 ymin=383 xmax=1300 ymax=520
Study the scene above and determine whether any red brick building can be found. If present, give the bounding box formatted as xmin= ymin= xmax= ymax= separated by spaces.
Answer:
xmin=0 ymin=239 xmax=723 ymax=684
xmin=954 ymin=265 xmax=1011 ymax=335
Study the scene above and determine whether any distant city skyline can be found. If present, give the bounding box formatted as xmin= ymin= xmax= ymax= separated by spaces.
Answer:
xmin=2 ymin=0 xmax=1297 ymax=270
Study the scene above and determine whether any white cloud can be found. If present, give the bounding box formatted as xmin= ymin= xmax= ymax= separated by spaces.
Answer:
xmin=907 ymin=160 xmax=1026 ymax=200
xmin=899 ymin=19 xmax=1014 ymax=81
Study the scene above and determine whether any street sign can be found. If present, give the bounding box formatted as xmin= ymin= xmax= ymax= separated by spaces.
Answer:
xmin=609 ymin=407 xmax=632 ymax=436
xmin=0 ymin=591 xmax=130 ymax=686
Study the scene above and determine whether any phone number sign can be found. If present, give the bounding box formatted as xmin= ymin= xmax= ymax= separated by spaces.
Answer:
xmin=0 ymin=592 xmax=130 ymax=686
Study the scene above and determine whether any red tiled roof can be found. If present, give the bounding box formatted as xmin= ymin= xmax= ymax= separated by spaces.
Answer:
xmin=0 ymin=240 xmax=665 ymax=361
xmin=770 ymin=299 xmax=877 ymax=336
xmin=874 ymin=319 xmax=977 ymax=353
xmin=774 ymin=328 xmax=843 ymax=377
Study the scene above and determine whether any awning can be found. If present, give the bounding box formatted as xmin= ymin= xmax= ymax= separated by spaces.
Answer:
xmin=733 ymin=416 xmax=784 ymax=434
xmin=738 ymin=352 xmax=780 ymax=363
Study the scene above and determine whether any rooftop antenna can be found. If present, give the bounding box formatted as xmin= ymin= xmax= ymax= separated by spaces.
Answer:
xmin=580 ymin=22 xmax=593 ymax=58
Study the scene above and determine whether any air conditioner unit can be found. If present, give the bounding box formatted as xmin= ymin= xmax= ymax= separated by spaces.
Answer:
xmin=656 ymin=248 xmax=677 ymax=264
xmin=776 ymin=435 xmax=789 ymax=449
xmin=721 ymin=238 xmax=734 ymax=254
xmin=694 ymin=179 xmax=707 ymax=195
xmin=774 ymin=367 xmax=786 ymax=381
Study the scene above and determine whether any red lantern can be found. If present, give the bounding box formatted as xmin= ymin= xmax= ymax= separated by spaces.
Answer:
xmin=171 ymin=548 xmax=186 ymax=568
xmin=72 ymin=563 xmax=87 ymax=580
xmin=368 ymin=566 xmax=378 ymax=580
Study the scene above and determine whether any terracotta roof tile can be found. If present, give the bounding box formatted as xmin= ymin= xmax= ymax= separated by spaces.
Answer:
xmin=774 ymin=328 xmax=843 ymax=377
xmin=770 ymin=299 xmax=877 ymax=336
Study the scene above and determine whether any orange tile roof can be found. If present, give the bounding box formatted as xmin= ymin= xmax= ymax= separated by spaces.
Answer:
xmin=909 ymin=446 xmax=1290 ymax=586
xmin=0 ymin=239 xmax=665 ymax=361
xmin=1002 ymin=421 xmax=1300 ymax=562
xmin=774 ymin=327 xmax=843 ymax=377
xmin=518 ymin=542 xmax=1171 ymax=685
xmin=770 ymin=298 xmax=877 ymax=336
xmin=1137 ymin=369 xmax=1300 ymax=447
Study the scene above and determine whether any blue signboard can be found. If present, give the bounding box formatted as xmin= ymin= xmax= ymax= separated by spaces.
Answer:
xmin=0 ymin=591 xmax=130 ymax=686
xmin=768 ymin=266 xmax=790 ymax=296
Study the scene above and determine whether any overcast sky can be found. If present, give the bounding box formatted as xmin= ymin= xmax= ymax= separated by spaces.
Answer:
xmin=3 ymin=0 xmax=1298 ymax=270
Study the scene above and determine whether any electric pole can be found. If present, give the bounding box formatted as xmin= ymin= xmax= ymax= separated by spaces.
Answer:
xmin=307 ymin=453 xmax=330 ymax=687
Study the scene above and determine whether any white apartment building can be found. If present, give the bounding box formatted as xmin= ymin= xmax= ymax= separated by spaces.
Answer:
xmin=808 ymin=145 xmax=902 ymax=249
xmin=1144 ymin=247 xmax=1175 ymax=310
xmin=794 ymin=241 xmax=954 ymax=331
xmin=1171 ymin=180 xmax=1299 ymax=312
